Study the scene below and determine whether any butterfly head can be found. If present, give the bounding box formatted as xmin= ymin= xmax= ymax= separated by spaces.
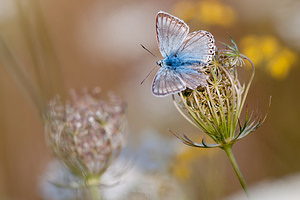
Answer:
xmin=156 ymin=60 xmax=164 ymax=67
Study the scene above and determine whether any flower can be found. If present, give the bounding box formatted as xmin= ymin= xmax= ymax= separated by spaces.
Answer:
xmin=171 ymin=147 xmax=214 ymax=180
xmin=173 ymin=0 xmax=237 ymax=27
xmin=220 ymin=36 xmax=245 ymax=67
xmin=266 ymin=47 xmax=297 ymax=79
xmin=171 ymin=37 xmax=266 ymax=148
xmin=44 ymin=88 xmax=127 ymax=181
xmin=240 ymin=34 xmax=297 ymax=79
xmin=167 ymin=37 xmax=270 ymax=195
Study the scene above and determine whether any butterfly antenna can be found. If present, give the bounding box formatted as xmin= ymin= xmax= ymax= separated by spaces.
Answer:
xmin=140 ymin=65 xmax=158 ymax=85
xmin=140 ymin=44 xmax=157 ymax=58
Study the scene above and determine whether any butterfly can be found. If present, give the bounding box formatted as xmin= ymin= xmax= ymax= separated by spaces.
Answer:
xmin=152 ymin=11 xmax=215 ymax=97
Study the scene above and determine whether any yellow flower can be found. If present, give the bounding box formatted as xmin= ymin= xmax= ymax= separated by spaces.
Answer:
xmin=240 ymin=35 xmax=297 ymax=79
xmin=173 ymin=163 xmax=190 ymax=180
xmin=171 ymin=146 xmax=212 ymax=180
xmin=261 ymin=36 xmax=279 ymax=59
xmin=197 ymin=1 xmax=236 ymax=27
xmin=266 ymin=48 xmax=297 ymax=79
xmin=173 ymin=0 xmax=237 ymax=27
xmin=173 ymin=1 xmax=197 ymax=21
xmin=240 ymin=35 xmax=264 ymax=66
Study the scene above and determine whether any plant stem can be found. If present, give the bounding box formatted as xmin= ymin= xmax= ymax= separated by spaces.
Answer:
xmin=86 ymin=177 xmax=101 ymax=200
xmin=88 ymin=185 xmax=101 ymax=200
xmin=223 ymin=145 xmax=249 ymax=198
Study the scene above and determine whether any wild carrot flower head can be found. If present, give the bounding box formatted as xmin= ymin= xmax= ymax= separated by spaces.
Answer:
xmin=172 ymin=38 xmax=267 ymax=148
xmin=44 ymin=88 xmax=127 ymax=180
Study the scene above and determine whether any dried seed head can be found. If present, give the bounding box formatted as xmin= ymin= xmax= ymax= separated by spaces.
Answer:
xmin=173 ymin=38 xmax=265 ymax=148
xmin=44 ymin=88 xmax=127 ymax=179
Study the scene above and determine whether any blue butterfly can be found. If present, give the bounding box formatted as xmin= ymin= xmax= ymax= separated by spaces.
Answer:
xmin=152 ymin=11 xmax=215 ymax=97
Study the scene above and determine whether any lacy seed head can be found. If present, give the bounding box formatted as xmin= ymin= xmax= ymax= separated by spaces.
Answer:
xmin=44 ymin=88 xmax=127 ymax=179
xmin=172 ymin=38 xmax=267 ymax=148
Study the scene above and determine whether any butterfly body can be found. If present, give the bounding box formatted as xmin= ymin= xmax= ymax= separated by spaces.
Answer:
xmin=152 ymin=11 xmax=215 ymax=97
xmin=160 ymin=56 xmax=205 ymax=67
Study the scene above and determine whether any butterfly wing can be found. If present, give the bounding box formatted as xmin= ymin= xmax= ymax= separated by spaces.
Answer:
xmin=175 ymin=67 xmax=208 ymax=89
xmin=153 ymin=12 xmax=214 ymax=96
xmin=152 ymin=67 xmax=186 ymax=97
xmin=176 ymin=30 xmax=215 ymax=66
xmin=156 ymin=11 xmax=189 ymax=58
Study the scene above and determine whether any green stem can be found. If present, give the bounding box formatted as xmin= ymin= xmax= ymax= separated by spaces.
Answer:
xmin=223 ymin=145 xmax=249 ymax=198
xmin=86 ymin=177 xmax=101 ymax=200
xmin=88 ymin=185 xmax=101 ymax=200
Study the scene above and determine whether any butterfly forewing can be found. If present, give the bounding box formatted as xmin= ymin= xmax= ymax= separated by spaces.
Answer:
xmin=156 ymin=11 xmax=189 ymax=58
xmin=152 ymin=67 xmax=186 ymax=97
xmin=176 ymin=30 xmax=215 ymax=65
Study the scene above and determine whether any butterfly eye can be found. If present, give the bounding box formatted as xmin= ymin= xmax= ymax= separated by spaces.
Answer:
xmin=156 ymin=60 xmax=162 ymax=66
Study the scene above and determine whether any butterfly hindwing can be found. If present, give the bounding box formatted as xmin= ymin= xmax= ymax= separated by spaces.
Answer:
xmin=152 ymin=67 xmax=186 ymax=97
xmin=156 ymin=11 xmax=189 ymax=58
xmin=176 ymin=30 xmax=215 ymax=66
xmin=176 ymin=67 xmax=208 ymax=89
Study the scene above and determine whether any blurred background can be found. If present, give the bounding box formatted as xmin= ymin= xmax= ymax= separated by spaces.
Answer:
xmin=0 ymin=0 xmax=299 ymax=199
